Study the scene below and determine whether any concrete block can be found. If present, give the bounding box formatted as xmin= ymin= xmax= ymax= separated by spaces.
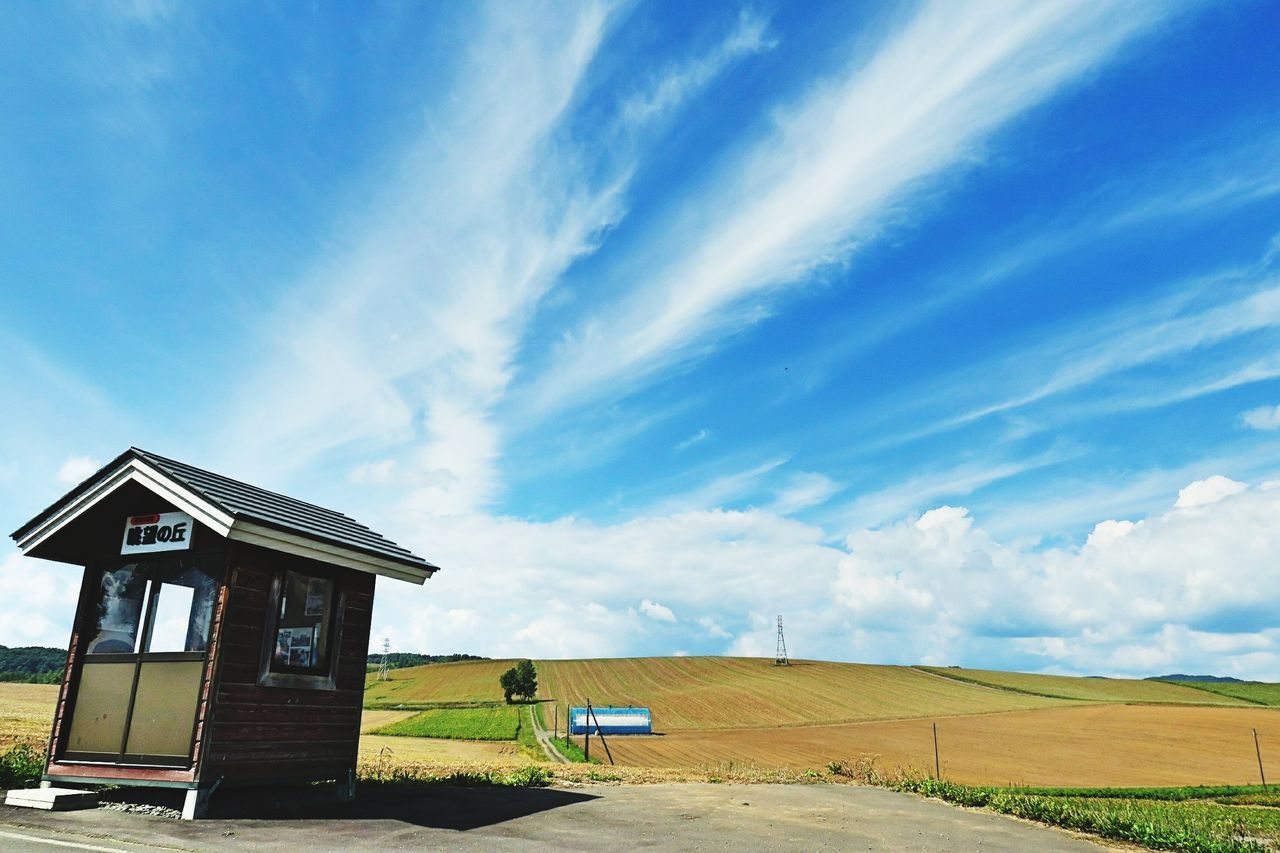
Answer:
xmin=4 ymin=787 xmax=99 ymax=811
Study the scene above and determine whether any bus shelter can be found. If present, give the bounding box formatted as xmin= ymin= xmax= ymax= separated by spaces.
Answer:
xmin=9 ymin=448 xmax=437 ymax=818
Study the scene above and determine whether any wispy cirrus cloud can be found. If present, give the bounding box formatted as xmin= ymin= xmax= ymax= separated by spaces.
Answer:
xmin=217 ymin=2 xmax=781 ymax=517
xmin=219 ymin=2 xmax=620 ymax=515
xmin=620 ymin=9 xmax=776 ymax=128
xmin=519 ymin=0 xmax=1178 ymax=420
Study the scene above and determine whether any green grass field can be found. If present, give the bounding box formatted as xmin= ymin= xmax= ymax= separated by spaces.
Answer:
xmin=1170 ymin=681 xmax=1280 ymax=707
xmin=890 ymin=777 xmax=1280 ymax=852
xmin=919 ymin=667 xmax=1252 ymax=705
xmin=370 ymin=705 xmax=520 ymax=741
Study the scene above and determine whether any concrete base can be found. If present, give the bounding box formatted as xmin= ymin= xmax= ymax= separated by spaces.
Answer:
xmin=182 ymin=787 xmax=211 ymax=821
xmin=4 ymin=787 xmax=98 ymax=811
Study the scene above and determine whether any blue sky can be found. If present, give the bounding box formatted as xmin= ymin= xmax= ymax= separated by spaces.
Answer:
xmin=3 ymin=0 xmax=1280 ymax=678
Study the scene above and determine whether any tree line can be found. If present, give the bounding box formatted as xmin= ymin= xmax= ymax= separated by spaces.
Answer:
xmin=0 ymin=646 xmax=65 ymax=683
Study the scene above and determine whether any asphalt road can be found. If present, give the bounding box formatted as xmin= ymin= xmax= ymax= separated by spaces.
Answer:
xmin=0 ymin=783 xmax=1106 ymax=852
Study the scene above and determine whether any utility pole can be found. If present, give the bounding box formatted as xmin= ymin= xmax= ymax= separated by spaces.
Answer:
xmin=377 ymin=637 xmax=391 ymax=681
xmin=774 ymin=615 xmax=790 ymax=666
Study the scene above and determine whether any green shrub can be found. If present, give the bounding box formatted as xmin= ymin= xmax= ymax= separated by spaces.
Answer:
xmin=0 ymin=743 xmax=44 ymax=789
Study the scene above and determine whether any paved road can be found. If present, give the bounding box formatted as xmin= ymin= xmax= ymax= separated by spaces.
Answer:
xmin=1 ymin=783 xmax=1105 ymax=852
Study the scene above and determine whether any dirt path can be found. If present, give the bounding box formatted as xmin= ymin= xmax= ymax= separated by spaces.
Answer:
xmin=529 ymin=702 xmax=569 ymax=764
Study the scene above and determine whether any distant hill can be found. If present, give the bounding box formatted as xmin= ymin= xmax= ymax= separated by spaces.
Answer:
xmin=0 ymin=645 xmax=65 ymax=683
xmin=365 ymin=652 xmax=487 ymax=670
xmin=1148 ymin=674 xmax=1245 ymax=683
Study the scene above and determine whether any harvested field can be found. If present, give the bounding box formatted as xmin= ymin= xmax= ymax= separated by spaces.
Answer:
xmin=0 ymin=683 xmax=57 ymax=747
xmin=360 ymin=709 xmax=417 ymax=732
xmin=537 ymin=657 xmax=1067 ymax=731
xmin=358 ymin=733 xmax=534 ymax=765
xmin=919 ymin=666 xmax=1252 ymax=705
xmin=600 ymin=704 xmax=1280 ymax=787
xmin=364 ymin=659 xmax=516 ymax=705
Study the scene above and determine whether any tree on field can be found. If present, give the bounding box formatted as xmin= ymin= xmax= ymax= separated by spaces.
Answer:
xmin=516 ymin=659 xmax=537 ymax=699
xmin=499 ymin=660 xmax=537 ymax=703
xmin=499 ymin=666 xmax=519 ymax=703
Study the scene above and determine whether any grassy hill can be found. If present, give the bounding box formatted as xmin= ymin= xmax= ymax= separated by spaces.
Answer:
xmin=364 ymin=657 xmax=1258 ymax=725
xmin=364 ymin=658 xmax=515 ymax=705
xmin=1168 ymin=681 xmax=1280 ymax=706
xmin=917 ymin=667 xmax=1252 ymax=705
xmin=537 ymin=657 xmax=1070 ymax=730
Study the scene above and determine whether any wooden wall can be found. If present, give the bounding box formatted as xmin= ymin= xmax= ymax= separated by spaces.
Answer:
xmin=200 ymin=543 xmax=374 ymax=786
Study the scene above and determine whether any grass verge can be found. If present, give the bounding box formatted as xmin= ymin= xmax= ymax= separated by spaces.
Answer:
xmin=550 ymin=736 xmax=597 ymax=764
xmin=515 ymin=705 xmax=542 ymax=760
xmin=832 ymin=756 xmax=1280 ymax=852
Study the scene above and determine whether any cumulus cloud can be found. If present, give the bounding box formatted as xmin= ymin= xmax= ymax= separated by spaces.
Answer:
xmin=832 ymin=476 xmax=1280 ymax=677
xmin=1174 ymin=475 xmax=1246 ymax=509
xmin=639 ymin=599 xmax=676 ymax=623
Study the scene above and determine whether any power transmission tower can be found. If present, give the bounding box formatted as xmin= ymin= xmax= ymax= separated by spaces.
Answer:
xmin=377 ymin=637 xmax=391 ymax=681
xmin=774 ymin=615 xmax=790 ymax=666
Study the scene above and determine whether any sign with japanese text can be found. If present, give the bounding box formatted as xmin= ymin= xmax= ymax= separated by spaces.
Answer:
xmin=121 ymin=511 xmax=193 ymax=554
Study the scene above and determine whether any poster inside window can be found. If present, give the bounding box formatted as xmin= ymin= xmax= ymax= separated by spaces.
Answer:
xmin=271 ymin=570 xmax=334 ymax=673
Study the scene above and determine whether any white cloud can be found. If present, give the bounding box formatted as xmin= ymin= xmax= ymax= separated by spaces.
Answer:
xmin=1242 ymin=404 xmax=1280 ymax=430
xmin=56 ymin=455 xmax=101 ymax=485
xmin=768 ymin=471 xmax=841 ymax=515
xmin=523 ymin=0 xmax=1174 ymax=418
xmin=621 ymin=9 xmax=776 ymax=127
xmin=1174 ymin=475 xmax=1247 ymax=509
xmin=831 ymin=476 xmax=1280 ymax=678
xmin=696 ymin=616 xmax=731 ymax=639
xmin=219 ymin=1 xmax=621 ymax=515
xmin=373 ymin=506 xmax=843 ymax=659
xmin=675 ymin=428 xmax=711 ymax=451
xmin=646 ymin=456 xmax=788 ymax=514
xmin=639 ymin=599 xmax=676 ymax=623
xmin=0 ymin=552 xmax=81 ymax=647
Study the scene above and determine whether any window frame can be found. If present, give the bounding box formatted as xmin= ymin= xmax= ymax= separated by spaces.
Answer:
xmin=257 ymin=561 xmax=345 ymax=691
xmin=60 ymin=550 xmax=225 ymax=767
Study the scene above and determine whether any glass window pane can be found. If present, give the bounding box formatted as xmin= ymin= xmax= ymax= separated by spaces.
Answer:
xmin=145 ymin=584 xmax=195 ymax=652
xmin=87 ymin=565 xmax=147 ymax=654
xmin=144 ymin=561 xmax=218 ymax=653
xmin=271 ymin=570 xmax=334 ymax=673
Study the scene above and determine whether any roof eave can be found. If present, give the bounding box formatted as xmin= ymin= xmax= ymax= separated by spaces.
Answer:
xmin=227 ymin=519 xmax=436 ymax=585
xmin=12 ymin=456 xmax=236 ymax=555
xmin=11 ymin=451 xmax=438 ymax=586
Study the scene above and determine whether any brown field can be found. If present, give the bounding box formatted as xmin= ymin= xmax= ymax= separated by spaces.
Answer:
xmin=920 ymin=666 xmax=1252 ymax=705
xmin=0 ymin=683 xmax=58 ymax=747
xmin=358 ymin=733 xmax=534 ymax=765
xmin=9 ymin=660 xmax=1279 ymax=788
xmin=359 ymin=709 xmax=417 ymax=732
xmin=537 ymin=657 xmax=1068 ymax=730
xmin=599 ymin=704 xmax=1280 ymax=787
xmin=363 ymin=659 xmax=517 ymax=705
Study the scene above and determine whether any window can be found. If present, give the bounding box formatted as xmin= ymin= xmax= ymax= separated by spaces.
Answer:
xmin=268 ymin=569 xmax=336 ymax=676
xmin=86 ymin=559 xmax=218 ymax=656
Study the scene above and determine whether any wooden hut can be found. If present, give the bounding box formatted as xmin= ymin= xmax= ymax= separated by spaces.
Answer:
xmin=9 ymin=447 xmax=438 ymax=818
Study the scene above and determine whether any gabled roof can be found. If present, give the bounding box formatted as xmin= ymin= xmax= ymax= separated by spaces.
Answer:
xmin=11 ymin=448 xmax=438 ymax=585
